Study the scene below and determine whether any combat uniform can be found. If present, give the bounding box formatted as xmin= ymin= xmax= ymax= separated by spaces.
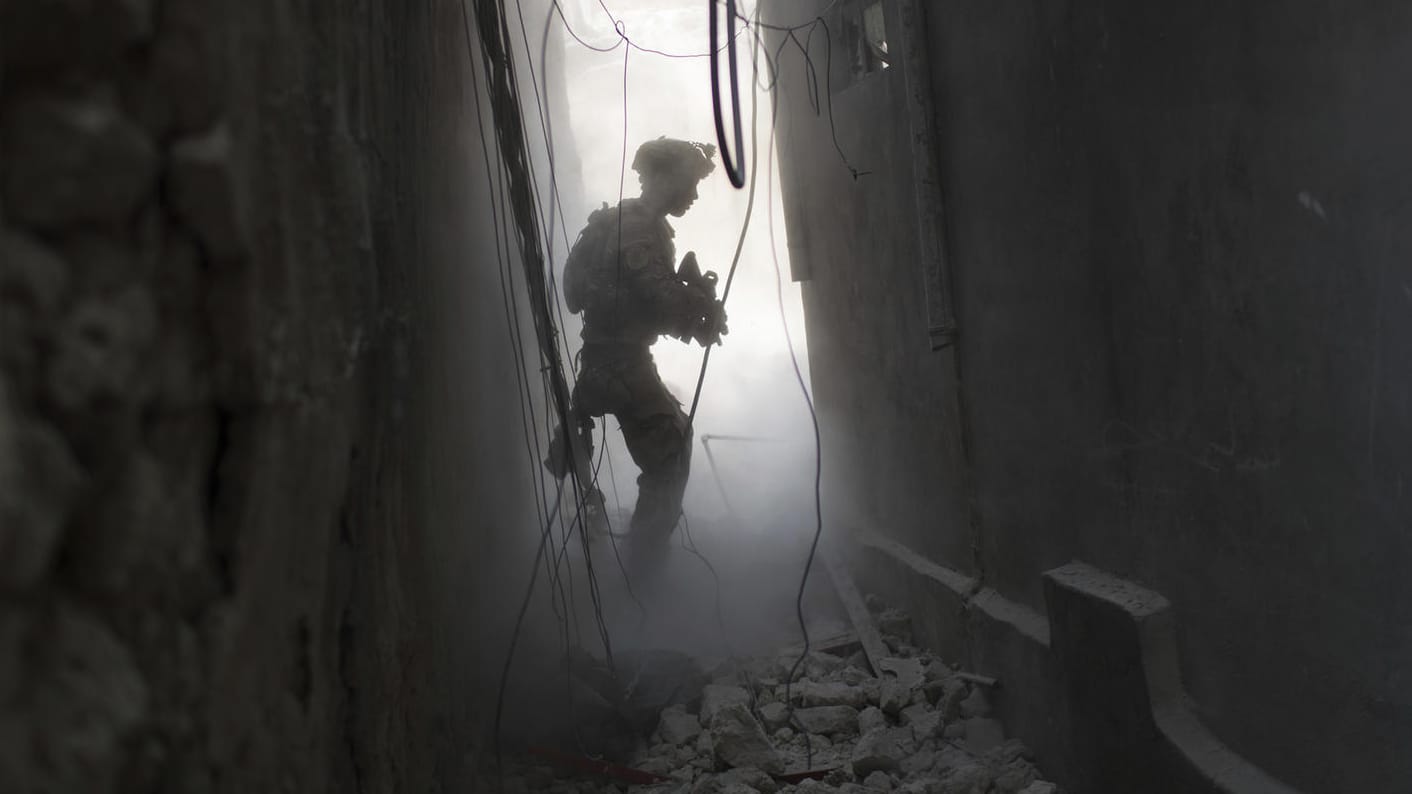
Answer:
xmin=567 ymin=197 xmax=717 ymax=556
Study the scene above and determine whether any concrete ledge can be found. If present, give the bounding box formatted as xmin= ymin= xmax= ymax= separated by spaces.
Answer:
xmin=847 ymin=532 xmax=1302 ymax=794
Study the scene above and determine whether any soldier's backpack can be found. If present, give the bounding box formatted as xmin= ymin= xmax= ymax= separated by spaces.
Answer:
xmin=562 ymin=203 xmax=618 ymax=315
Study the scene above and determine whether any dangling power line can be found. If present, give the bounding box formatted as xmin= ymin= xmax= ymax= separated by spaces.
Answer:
xmin=710 ymin=0 xmax=747 ymax=188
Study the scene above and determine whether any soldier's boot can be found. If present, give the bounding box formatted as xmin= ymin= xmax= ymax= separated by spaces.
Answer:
xmin=544 ymin=417 xmax=595 ymax=479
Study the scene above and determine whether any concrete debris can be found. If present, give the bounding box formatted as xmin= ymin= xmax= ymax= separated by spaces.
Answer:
xmin=899 ymin=748 xmax=935 ymax=776
xmin=512 ymin=597 xmax=1061 ymax=794
xmin=759 ymin=701 xmax=790 ymax=730
xmin=696 ymin=725 xmax=716 ymax=759
xmin=935 ymin=678 xmax=968 ymax=721
xmin=850 ymin=726 xmax=915 ymax=777
xmin=659 ymin=704 xmax=703 ymax=745
xmin=804 ymin=651 xmax=848 ymax=680
xmin=697 ymin=782 xmax=760 ymax=794
xmin=958 ymin=688 xmax=990 ymax=719
xmin=701 ymin=683 xmax=753 ymax=724
xmin=862 ymin=770 xmax=893 ymax=790
xmin=899 ymin=704 xmax=942 ymax=741
xmin=877 ymin=657 xmax=926 ymax=692
xmin=797 ymin=680 xmax=870 ymax=709
xmin=710 ymin=766 xmax=777 ymax=793
xmin=710 ymin=702 xmax=785 ymax=774
xmin=878 ymin=677 xmax=912 ymax=715
xmin=793 ymin=705 xmax=860 ymax=736
xmin=856 ymin=705 xmax=887 ymax=735
xmin=838 ymin=666 xmax=870 ymax=686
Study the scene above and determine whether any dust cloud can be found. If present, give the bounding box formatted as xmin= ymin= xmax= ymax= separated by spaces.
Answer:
xmin=510 ymin=0 xmax=845 ymax=669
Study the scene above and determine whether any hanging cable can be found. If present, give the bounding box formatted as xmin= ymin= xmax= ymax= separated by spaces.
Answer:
xmin=683 ymin=1 xmax=767 ymax=437
xmin=709 ymin=0 xmax=747 ymax=187
xmin=766 ymin=50 xmax=826 ymax=773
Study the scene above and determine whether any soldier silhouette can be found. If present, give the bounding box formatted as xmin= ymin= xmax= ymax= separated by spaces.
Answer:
xmin=547 ymin=137 xmax=728 ymax=571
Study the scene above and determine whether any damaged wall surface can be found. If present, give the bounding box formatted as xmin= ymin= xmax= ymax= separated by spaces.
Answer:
xmin=768 ymin=0 xmax=1412 ymax=792
xmin=1 ymin=2 xmax=552 ymax=791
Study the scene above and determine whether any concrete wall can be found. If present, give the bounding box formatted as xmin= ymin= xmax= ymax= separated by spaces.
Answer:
xmin=771 ymin=2 xmax=975 ymax=574
xmin=1 ymin=2 xmax=551 ymax=791
xmin=769 ymin=1 xmax=1412 ymax=791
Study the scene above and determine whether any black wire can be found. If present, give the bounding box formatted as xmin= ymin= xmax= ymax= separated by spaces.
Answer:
xmin=533 ymin=7 xmax=586 ymax=361
xmin=737 ymin=0 xmax=842 ymax=32
xmin=529 ymin=5 xmax=653 ymax=630
xmin=582 ymin=0 xmax=749 ymax=59
xmin=477 ymin=28 xmax=553 ymax=543
xmin=684 ymin=1 xmax=767 ymax=441
xmin=763 ymin=47 xmax=826 ymax=768
xmin=498 ymin=124 xmax=557 ymax=544
xmin=513 ymin=9 xmax=649 ymax=635
xmin=510 ymin=0 xmax=565 ymax=269
xmin=462 ymin=6 xmax=581 ymax=783
xmin=465 ymin=0 xmax=577 ymax=648
xmin=710 ymin=0 xmax=747 ymax=188
xmin=550 ymin=0 xmax=623 ymax=53
xmin=495 ymin=0 xmax=663 ymax=695
xmin=490 ymin=0 xmax=621 ymax=670
xmin=463 ymin=2 xmax=639 ymax=779
xmin=814 ymin=16 xmax=871 ymax=181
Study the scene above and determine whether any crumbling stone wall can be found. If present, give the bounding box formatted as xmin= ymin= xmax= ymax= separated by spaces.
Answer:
xmin=2 ymin=2 xmax=542 ymax=792
xmin=2 ymin=1 xmax=232 ymax=790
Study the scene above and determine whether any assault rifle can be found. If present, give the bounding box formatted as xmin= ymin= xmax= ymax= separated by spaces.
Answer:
xmin=676 ymin=251 xmax=728 ymax=346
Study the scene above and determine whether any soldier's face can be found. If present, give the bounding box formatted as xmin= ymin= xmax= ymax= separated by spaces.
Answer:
xmin=662 ymin=170 xmax=701 ymax=216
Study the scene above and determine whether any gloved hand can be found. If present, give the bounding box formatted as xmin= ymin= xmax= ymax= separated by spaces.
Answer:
xmin=692 ymin=299 xmax=728 ymax=347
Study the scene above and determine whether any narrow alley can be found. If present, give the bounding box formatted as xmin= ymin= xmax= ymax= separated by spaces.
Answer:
xmin=1 ymin=2 xmax=1407 ymax=794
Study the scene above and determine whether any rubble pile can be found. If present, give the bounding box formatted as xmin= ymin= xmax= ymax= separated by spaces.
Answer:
xmin=501 ymin=601 xmax=1062 ymax=793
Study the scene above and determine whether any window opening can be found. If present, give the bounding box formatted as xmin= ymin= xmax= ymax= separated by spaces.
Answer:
xmin=836 ymin=0 xmax=892 ymax=89
xmin=862 ymin=1 xmax=890 ymax=72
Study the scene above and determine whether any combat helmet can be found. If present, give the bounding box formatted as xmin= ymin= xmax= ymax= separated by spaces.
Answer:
xmin=631 ymin=137 xmax=717 ymax=182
